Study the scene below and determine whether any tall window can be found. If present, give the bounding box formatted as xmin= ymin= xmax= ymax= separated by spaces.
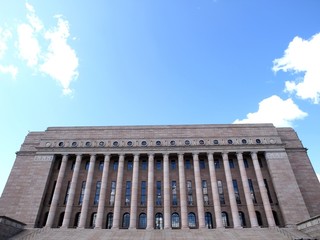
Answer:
xmin=233 ymin=180 xmax=241 ymax=204
xmin=185 ymin=159 xmax=191 ymax=169
xmin=187 ymin=181 xmax=193 ymax=205
xmin=74 ymin=212 xmax=81 ymax=227
xmin=156 ymin=160 xmax=162 ymax=170
xmin=155 ymin=213 xmax=163 ymax=229
xmin=79 ymin=181 xmax=86 ymax=205
xmin=125 ymin=181 xmax=131 ymax=206
xmin=248 ymin=179 xmax=257 ymax=203
xmin=139 ymin=213 xmax=147 ymax=229
xmin=188 ymin=213 xmax=196 ymax=228
xmin=258 ymin=158 xmax=263 ymax=168
xmin=243 ymin=158 xmax=249 ymax=168
xmin=141 ymin=181 xmax=147 ymax=206
xmin=113 ymin=160 xmax=118 ymax=170
xmin=202 ymin=180 xmax=209 ymax=205
xmin=239 ymin=211 xmax=246 ymax=227
xmin=172 ymin=181 xmax=178 ymax=205
xmin=49 ymin=181 xmax=56 ymax=204
xmin=205 ymin=212 xmax=213 ymax=229
xmin=141 ymin=160 xmax=147 ymax=170
xmin=94 ymin=181 xmax=101 ymax=205
xmin=127 ymin=160 xmax=133 ymax=170
xmin=229 ymin=159 xmax=235 ymax=168
xmin=91 ymin=212 xmax=97 ymax=228
xmin=122 ymin=213 xmax=130 ymax=229
xmin=217 ymin=180 xmax=225 ymax=204
xmin=171 ymin=159 xmax=176 ymax=170
xmin=171 ymin=213 xmax=180 ymax=228
xmin=64 ymin=181 xmax=70 ymax=204
xmin=109 ymin=181 xmax=116 ymax=206
xmin=214 ymin=159 xmax=220 ymax=169
xmin=106 ymin=213 xmax=113 ymax=229
xmin=200 ymin=159 xmax=205 ymax=169
xmin=222 ymin=212 xmax=229 ymax=227
xmin=156 ymin=181 xmax=162 ymax=205
xmin=71 ymin=161 xmax=75 ymax=170
xmin=256 ymin=211 xmax=263 ymax=226
xmin=264 ymin=179 xmax=273 ymax=203
xmin=99 ymin=161 xmax=104 ymax=171
xmin=85 ymin=161 xmax=90 ymax=170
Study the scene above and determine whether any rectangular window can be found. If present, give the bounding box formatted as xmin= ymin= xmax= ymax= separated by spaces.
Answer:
xmin=94 ymin=181 xmax=101 ymax=205
xmin=214 ymin=159 xmax=220 ymax=169
xmin=127 ymin=160 xmax=133 ymax=170
xmin=156 ymin=160 xmax=162 ymax=170
xmin=141 ymin=160 xmax=147 ymax=170
xmin=71 ymin=161 xmax=75 ymax=171
xmin=156 ymin=181 xmax=162 ymax=206
xmin=109 ymin=181 xmax=116 ymax=206
xmin=187 ymin=180 xmax=193 ymax=205
xmin=85 ymin=161 xmax=90 ymax=170
xmin=113 ymin=160 xmax=118 ymax=171
xmin=141 ymin=181 xmax=147 ymax=205
xmin=125 ymin=181 xmax=131 ymax=206
xmin=79 ymin=181 xmax=86 ymax=205
xmin=229 ymin=159 xmax=235 ymax=169
xmin=172 ymin=181 xmax=178 ymax=205
xmin=99 ymin=161 xmax=104 ymax=171
xmin=232 ymin=179 xmax=241 ymax=204
xmin=248 ymin=179 xmax=257 ymax=203
xmin=217 ymin=180 xmax=225 ymax=204
xmin=264 ymin=179 xmax=273 ymax=203
xmin=171 ymin=160 xmax=176 ymax=170
xmin=185 ymin=159 xmax=191 ymax=169
xmin=200 ymin=159 xmax=205 ymax=169
xmin=258 ymin=158 xmax=263 ymax=168
xmin=244 ymin=159 xmax=249 ymax=168
xmin=202 ymin=180 xmax=209 ymax=205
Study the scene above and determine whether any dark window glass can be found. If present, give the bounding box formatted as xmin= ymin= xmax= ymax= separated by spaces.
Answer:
xmin=239 ymin=211 xmax=246 ymax=227
xmin=58 ymin=212 xmax=64 ymax=227
xmin=244 ymin=159 xmax=249 ymax=168
xmin=99 ymin=161 xmax=104 ymax=171
xmin=188 ymin=213 xmax=196 ymax=228
xmin=273 ymin=211 xmax=280 ymax=226
xmin=91 ymin=212 xmax=97 ymax=228
xmin=49 ymin=181 xmax=56 ymax=204
xmin=233 ymin=180 xmax=241 ymax=204
xmin=156 ymin=160 xmax=161 ymax=170
xmin=64 ymin=181 xmax=70 ymax=205
xmin=127 ymin=160 xmax=133 ymax=170
xmin=113 ymin=160 xmax=118 ymax=170
xmin=217 ymin=180 xmax=225 ymax=204
xmin=205 ymin=212 xmax=213 ymax=229
xmin=171 ymin=213 xmax=180 ymax=228
xmin=214 ymin=159 xmax=220 ymax=169
xmin=141 ymin=181 xmax=147 ymax=206
xmin=139 ymin=213 xmax=147 ymax=229
xmin=200 ymin=159 xmax=205 ymax=169
xmin=222 ymin=212 xmax=229 ymax=227
xmin=264 ymin=179 xmax=273 ymax=203
xmin=202 ymin=180 xmax=209 ymax=205
xmin=106 ymin=213 xmax=113 ymax=229
xmin=172 ymin=181 xmax=178 ymax=205
xmin=171 ymin=160 xmax=176 ymax=170
xmin=74 ymin=212 xmax=80 ymax=227
xmin=155 ymin=213 xmax=163 ymax=229
xmin=256 ymin=211 xmax=263 ymax=226
xmin=125 ymin=181 xmax=131 ymax=206
xmin=141 ymin=160 xmax=147 ymax=170
xmin=156 ymin=181 xmax=162 ymax=206
xmin=85 ymin=161 xmax=90 ymax=170
xmin=185 ymin=159 xmax=191 ymax=169
xmin=122 ymin=213 xmax=130 ymax=229
xmin=94 ymin=181 xmax=101 ymax=205
xmin=248 ymin=179 xmax=257 ymax=203
xmin=258 ymin=158 xmax=263 ymax=168
xmin=109 ymin=181 xmax=116 ymax=206
xmin=71 ymin=161 xmax=75 ymax=170
xmin=187 ymin=180 xmax=193 ymax=205
xmin=79 ymin=181 xmax=86 ymax=205
xmin=229 ymin=159 xmax=235 ymax=168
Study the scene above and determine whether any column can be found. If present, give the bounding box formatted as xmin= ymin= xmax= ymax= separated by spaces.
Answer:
xmin=78 ymin=154 xmax=96 ymax=228
xmin=112 ymin=154 xmax=125 ymax=229
xmin=129 ymin=154 xmax=140 ymax=229
xmin=207 ymin=152 xmax=223 ymax=228
xmin=178 ymin=153 xmax=188 ymax=229
xmin=95 ymin=154 xmax=110 ymax=229
xmin=237 ymin=152 xmax=259 ymax=227
xmin=251 ymin=152 xmax=275 ymax=227
xmin=163 ymin=153 xmax=171 ymax=229
xmin=46 ymin=154 xmax=68 ymax=228
xmin=193 ymin=153 xmax=205 ymax=228
xmin=62 ymin=154 xmax=82 ymax=228
xmin=222 ymin=152 xmax=241 ymax=228
xmin=146 ymin=153 xmax=154 ymax=229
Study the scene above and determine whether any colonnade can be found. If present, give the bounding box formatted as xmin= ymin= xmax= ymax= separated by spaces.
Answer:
xmin=45 ymin=151 xmax=276 ymax=229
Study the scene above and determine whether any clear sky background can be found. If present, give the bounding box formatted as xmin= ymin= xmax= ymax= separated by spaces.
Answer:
xmin=0 ymin=0 xmax=319 ymax=196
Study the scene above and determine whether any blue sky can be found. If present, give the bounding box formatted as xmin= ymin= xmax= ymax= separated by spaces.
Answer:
xmin=0 ymin=0 xmax=319 ymax=196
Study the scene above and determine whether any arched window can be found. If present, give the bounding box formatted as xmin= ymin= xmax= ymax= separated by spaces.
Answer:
xmin=272 ymin=211 xmax=280 ymax=226
xmin=188 ymin=212 xmax=196 ymax=228
xmin=239 ymin=211 xmax=246 ymax=227
xmin=221 ymin=212 xmax=229 ymax=227
xmin=205 ymin=212 xmax=213 ymax=229
xmin=255 ymin=211 xmax=263 ymax=226
xmin=106 ymin=213 xmax=113 ymax=229
xmin=74 ymin=212 xmax=81 ymax=227
xmin=122 ymin=213 xmax=130 ymax=229
xmin=90 ymin=212 xmax=97 ymax=228
xmin=58 ymin=212 xmax=64 ymax=227
xmin=171 ymin=213 xmax=180 ymax=228
xmin=42 ymin=212 xmax=49 ymax=227
xmin=139 ymin=213 xmax=147 ymax=229
xmin=155 ymin=213 xmax=163 ymax=229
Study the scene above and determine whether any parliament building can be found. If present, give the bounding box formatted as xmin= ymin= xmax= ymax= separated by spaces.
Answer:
xmin=1 ymin=124 xmax=320 ymax=239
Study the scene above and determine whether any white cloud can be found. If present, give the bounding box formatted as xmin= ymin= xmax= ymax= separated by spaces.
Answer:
xmin=0 ymin=65 xmax=18 ymax=79
xmin=233 ymin=95 xmax=308 ymax=127
xmin=40 ymin=16 xmax=79 ymax=95
xmin=273 ymin=33 xmax=320 ymax=104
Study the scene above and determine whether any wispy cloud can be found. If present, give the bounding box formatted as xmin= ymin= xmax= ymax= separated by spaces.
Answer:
xmin=273 ymin=33 xmax=320 ymax=104
xmin=233 ymin=95 xmax=307 ymax=127
xmin=0 ymin=3 xmax=78 ymax=95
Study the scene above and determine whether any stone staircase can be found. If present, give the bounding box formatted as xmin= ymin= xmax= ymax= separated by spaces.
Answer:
xmin=9 ymin=227 xmax=314 ymax=240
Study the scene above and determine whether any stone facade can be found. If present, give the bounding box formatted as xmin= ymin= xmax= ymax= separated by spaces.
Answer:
xmin=0 ymin=124 xmax=319 ymax=237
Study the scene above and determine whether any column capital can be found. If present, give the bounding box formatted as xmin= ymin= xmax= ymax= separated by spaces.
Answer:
xmin=236 ymin=152 xmax=244 ymax=158
xmin=207 ymin=151 xmax=214 ymax=156
xmin=192 ymin=152 xmax=199 ymax=157
xmin=90 ymin=154 xmax=96 ymax=159
xmin=148 ymin=152 xmax=154 ymax=157
xmin=222 ymin=152 xmax=229 ymax=159
xmin=133 ymin=153 xmax=140 ymax=158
